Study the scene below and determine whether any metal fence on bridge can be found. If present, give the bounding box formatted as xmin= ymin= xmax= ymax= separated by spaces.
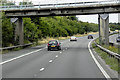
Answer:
xmin=0 ymin=0 xmax=119 ymax=11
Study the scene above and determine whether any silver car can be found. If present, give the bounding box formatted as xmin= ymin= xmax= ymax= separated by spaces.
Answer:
xmin=70 ymin=36 xmax=77 ymax=41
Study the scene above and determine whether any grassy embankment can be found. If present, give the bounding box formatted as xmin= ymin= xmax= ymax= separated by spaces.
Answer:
xmin=37 ymin=32 xmax=98 ymax=45
xmin=92 ymin=38 xmax=119 ymax=71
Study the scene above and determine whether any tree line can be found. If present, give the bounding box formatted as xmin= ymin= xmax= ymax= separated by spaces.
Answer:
xmin=1 ymin=0 xmax=120 ymax=47
xmin=109 ymin=23 xmax=120 ymax=31
xmin=2 ymin=13 xmax=98 ymax=47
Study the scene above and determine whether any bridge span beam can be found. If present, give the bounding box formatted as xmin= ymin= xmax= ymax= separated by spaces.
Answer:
xmin=17 ymin=17 xmax=24 ymax=45
xmin=98 ymin=14 xmax=109 ymax=45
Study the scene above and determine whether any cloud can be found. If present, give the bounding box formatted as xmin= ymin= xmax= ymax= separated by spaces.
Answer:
xmin=77 ymin=14 xmax=118 ymax=24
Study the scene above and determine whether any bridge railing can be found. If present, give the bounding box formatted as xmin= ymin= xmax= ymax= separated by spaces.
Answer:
xmin=0 ymin=0 xmax=119 ymax=10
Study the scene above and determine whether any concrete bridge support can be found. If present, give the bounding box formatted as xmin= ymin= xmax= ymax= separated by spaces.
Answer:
xmin=98 ymin=14 xmax=109 ymax=45
xmin=17 ymin=17 xmax=24 ymax=45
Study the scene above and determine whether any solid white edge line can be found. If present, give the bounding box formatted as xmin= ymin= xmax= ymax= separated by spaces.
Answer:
xmin=0 ymin=40 xmax=66 ymax=65
xmin=0 ymin=47 xmax=46 ymax=65
xmin=88 ymin=39 xmax=111 ymax=79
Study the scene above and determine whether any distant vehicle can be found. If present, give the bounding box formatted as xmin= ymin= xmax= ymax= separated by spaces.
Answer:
xmin=47 ymin=40 xmax=61 ymax=51
xmin=113 ymin=31 xmax=117 ymax=34
xmin=70 ymin=36 xmax=77 ymax=41
xmin=88 ymin=35 xmax=93 ymax=39
xmin=116 ymin=36 xmax=120 ymax=42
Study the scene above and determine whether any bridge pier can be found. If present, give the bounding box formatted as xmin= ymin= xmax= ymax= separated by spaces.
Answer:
xmin=17 ymin=17 xmax=24 ymax=45
xmin=98 ymin=14 xmax=109 ymax=45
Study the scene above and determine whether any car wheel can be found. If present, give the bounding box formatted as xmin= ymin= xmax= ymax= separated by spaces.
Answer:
xmin=58 ymin=47 xmax=61 ymax=50
xmin=48 ymin=48 xmax=50 ymax=51
xmin=59 ymin=47 xmax=61 ymax=50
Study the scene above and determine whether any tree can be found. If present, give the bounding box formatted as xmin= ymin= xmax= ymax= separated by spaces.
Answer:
xmin=19 ymin=1 xmax=33 ymax=5
xmin=2 ymin=13 xmax=14 ymax=47
xmin=2 ymin=13 xmax=99 ymax=47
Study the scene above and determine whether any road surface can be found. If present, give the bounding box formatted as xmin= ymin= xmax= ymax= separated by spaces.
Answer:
xmin=2 ymin=34 xmax=118 ymax=79
xmin=109 ymin=34 xmax=120 ymax=45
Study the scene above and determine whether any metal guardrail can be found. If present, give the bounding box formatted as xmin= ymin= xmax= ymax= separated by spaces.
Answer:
xmin=0 ymin=0 xmax=119 ymax=10
xmin=0 ymin=43 xmax=33 ymax=50
xmin=94 ymin=41 xmax=120 ymax=61
xmin=109 ymin=42 xmax=119 ymax=48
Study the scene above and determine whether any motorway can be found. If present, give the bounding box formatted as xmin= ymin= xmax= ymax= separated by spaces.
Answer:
xmin=2 ymin=34 xmax=118 ymax=79
xmin=109 ymin=34 xmax=119 ymax=45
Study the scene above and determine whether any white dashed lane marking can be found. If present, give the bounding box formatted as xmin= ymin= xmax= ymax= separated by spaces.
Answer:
xmin=40 ymin=68 xmax=45 ymax=72
xmin=49 ymin=60 xmax=53 ymax=63
xmin=55 ymin=55 xmax=58 ymax=58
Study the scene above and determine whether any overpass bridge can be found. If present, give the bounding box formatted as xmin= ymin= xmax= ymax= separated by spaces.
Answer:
xmin=1 ymin=0 xmax=120 ymax=45
xmin=1 ymin=0 xmax=120 ymax=17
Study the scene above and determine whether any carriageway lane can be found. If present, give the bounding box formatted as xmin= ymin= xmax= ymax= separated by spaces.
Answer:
xmin=2 ymin=39 xmax=69 ymax=62
xmin=35 ymin=35 xmax=105 ymax=78
xmin=2 ymin=39 xmax=70 ymax=78
xmin=2 ymin=33 xmax=118 ymax=62
xmin=2 ymin=34 xmax=107 ymax=78
xmin=109 ymin=34 xmax=120 ymax=46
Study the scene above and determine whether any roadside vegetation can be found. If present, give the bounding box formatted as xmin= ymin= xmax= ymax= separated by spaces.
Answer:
xmin=95 ymin=38 xmax=118 ymax=54
xmin=35 ymin=32 xmax=98 ymax=45
xmin=109 ymin=23 xmax=120 ymax=31
xmin=2 ymin=0 xmax=120 ymax=47
xmin=2 ymin=12 xmax=99 ymax=47
xmin=92 ymin=39 xmax=119 ymax=71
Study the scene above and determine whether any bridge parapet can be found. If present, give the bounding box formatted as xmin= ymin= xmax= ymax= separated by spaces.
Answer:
xmin=0 ymin=0 xmax=119 ymax=11
xmin=2 ymin=3 xmax=120 ymax=18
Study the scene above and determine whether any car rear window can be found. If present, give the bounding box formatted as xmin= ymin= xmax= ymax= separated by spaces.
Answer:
xmin=89 ymin=35 xmax=92 ymax=36
xmin=49 ymin=41 xmax=58 ymax=44
xmin=71 ymin=36 xmax=76 ymax=38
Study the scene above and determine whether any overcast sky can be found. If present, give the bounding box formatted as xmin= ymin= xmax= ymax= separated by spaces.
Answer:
xmin=76 ymin=14 xmax=118 ymax=24
xmin=9 ymin=0 xmax=119 ymax=24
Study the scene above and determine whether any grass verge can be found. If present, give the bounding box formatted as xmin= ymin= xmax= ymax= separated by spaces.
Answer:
xmin=92 ymin=42 xmax=119 ymax=71
xmin=95 ymin=38 xmax=118 ymax=54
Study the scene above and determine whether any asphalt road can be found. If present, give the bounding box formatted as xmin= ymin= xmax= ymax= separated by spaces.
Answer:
xmin=2 ymin=34 xmax=118 ymax=78
xmin=109 ymin=34 xmax=119 ymax=45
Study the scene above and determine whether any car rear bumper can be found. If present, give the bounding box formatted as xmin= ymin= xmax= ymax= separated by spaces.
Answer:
xmin=48 ymin=46 xmax=61 ymax=50
xmin=70 ymin=39 xmax=77 ymax=41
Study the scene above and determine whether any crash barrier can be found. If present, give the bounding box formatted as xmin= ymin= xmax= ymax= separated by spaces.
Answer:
xmin=94 ymin=41 xmax=120 ymax=61
xmin=0 ymin=43 xmax=33 ymax=50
